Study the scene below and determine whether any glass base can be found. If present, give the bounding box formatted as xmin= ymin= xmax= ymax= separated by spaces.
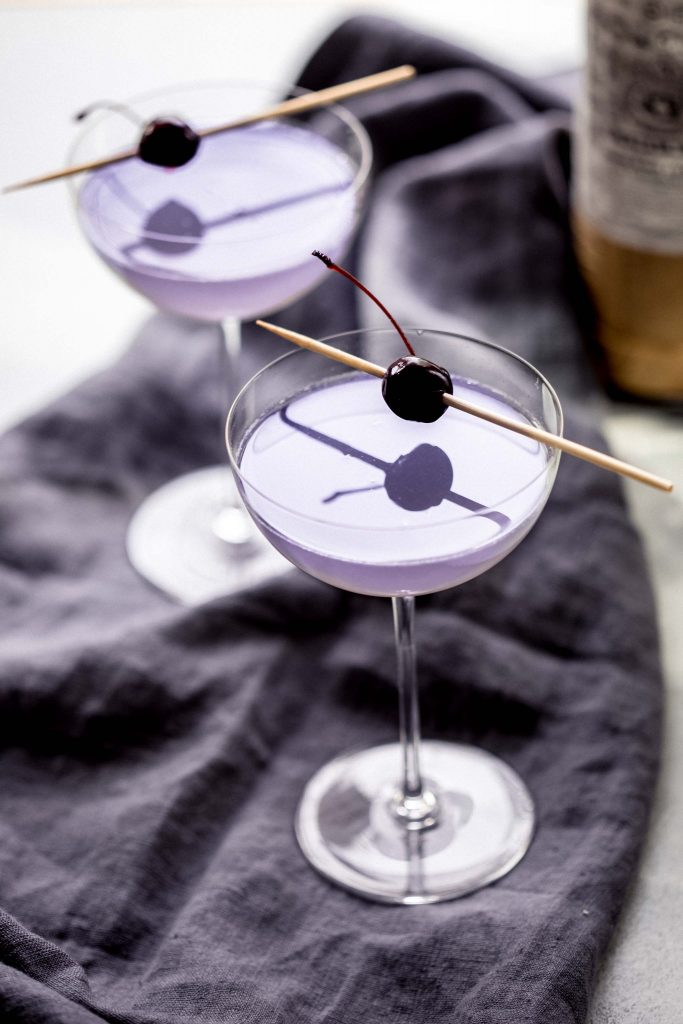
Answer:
xmin=126 ymin=465 xmax=290 ymax=605
xmin=295 ymin=741 xmax=534 ymax=905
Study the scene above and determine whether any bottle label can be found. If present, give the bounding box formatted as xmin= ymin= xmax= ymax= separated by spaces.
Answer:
xmin=575 ymin=0 xmax=683 ymax=252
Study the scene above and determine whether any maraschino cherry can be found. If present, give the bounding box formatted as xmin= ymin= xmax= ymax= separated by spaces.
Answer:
xmin=137 ymin=117 xmax=200 ymax=168
xmin=312 ymin=251 xmax=453 ymax=422
xmin=76 ymin=103 xmax=200 ymax=169
xmin=383 ymin=357 xmax=453 ymax=424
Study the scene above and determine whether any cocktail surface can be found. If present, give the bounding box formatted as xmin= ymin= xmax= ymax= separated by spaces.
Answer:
xmin=237 ymin=374 xmax=553 ymax=596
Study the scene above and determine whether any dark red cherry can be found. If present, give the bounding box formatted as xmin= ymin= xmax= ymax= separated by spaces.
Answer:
xmin=382 ymin=356 xmax=453 ymax=423
xmin=385 ymin=444 xmax=454 ymax=511
xmin=137 ymin=117 xmax=200 ymax=168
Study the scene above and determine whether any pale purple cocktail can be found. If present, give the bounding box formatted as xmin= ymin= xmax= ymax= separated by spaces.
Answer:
xmin=227 ymin=327 xmax=562 ymax=904
xmin=69 ymin=82 xmax=370 ymax=604
xmin=238 ymin=373 xmax=551 ymax=596
xmin=77 ymin=122 xmax=357 ymax=322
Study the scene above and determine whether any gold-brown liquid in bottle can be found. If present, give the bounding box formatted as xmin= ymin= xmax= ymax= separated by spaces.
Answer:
xmin=573 ymin=0 xmax=683 ymax=400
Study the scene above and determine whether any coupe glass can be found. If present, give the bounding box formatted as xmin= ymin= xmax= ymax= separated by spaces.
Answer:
xmin=68 ymin=81 xmax=371 ymax=604
xmin=227 ymin=328 xmax=563 ymax=904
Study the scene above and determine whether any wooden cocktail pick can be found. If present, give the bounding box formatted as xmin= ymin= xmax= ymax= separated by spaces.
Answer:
xmin=2 ymin=66 xmax=415 ymax=194
xmin=255 ymin=319 xmax=675 ymax=494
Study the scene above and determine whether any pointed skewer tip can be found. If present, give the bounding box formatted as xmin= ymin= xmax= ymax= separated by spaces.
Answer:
xmin=255 ymin=320 xmax=675 ymax=494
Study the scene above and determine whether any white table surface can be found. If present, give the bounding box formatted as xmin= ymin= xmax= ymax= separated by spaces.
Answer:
xmin=2 ymin=3 xmax=682 ymax=1022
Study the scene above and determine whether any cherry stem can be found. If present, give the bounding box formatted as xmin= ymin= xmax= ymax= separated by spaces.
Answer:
xmin=74 ymin=101 xmax=143 ymax=127
xmin=312 ymin=251 xmax=416 ymax=356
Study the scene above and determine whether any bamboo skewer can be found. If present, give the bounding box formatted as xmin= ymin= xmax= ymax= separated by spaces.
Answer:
xmin=201 ymin=66 xmax=415 ymax=137
xmin=3 ymin=66 xmax=415 ymax=194
xmin=255 ymin=320 xmax=674 ymax=494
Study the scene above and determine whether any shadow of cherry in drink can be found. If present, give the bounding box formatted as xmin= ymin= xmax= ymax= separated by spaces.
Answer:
xmin=384 ymin=444 xmax=453 ymax=511
xmin=143 ymin=200 xmax=204 ymax=255
xmin=280 ymin=407 xmax=510 ymax=527
xmin=132 ymin=184 xmax=346 ymax=259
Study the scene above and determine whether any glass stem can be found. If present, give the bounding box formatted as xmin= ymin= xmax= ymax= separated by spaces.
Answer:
xmin=211 ymin=317 xmax=254 ymax=548
xmin=391 ymin=595 xmax=438 ymax=829
xmin=220 ymin=316 xmax=243 ymax=432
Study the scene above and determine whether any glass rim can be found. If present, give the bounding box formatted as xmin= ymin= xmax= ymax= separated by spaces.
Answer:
xmin=226 ymin=327 xmax=564 ymax=533
xmin=67 ymin=77 xmax=372 ymax=245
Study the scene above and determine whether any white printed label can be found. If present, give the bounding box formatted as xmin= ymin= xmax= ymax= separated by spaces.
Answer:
xmin=575 ymin=0 xmax=683 ymax=252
